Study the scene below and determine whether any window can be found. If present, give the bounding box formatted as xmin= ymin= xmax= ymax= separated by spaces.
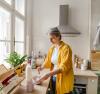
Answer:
xmin=0 ymin=42 xmax=11 ymax=68
xmin=0 ymin=7 xmax=11 ymax=41
xmin=0 ymin=0 xmax=26 ymax=68
xmin=15 ymin=43 xmax=24 ymax=56
xmin=0 ymin=7 xmax=11 ymax=68
xmin=15 ymin=17 xmax=24 ymax=55
xmin=4 ymin=0 xmax=12 ymax=5
xmin=15 ymin=0 xmax=25 ymax=15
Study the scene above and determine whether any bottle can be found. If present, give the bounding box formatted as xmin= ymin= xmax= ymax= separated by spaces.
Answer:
xmin=36 ymin=51 xmax=44 ymax=67
xmin=31 ymin=51 xmax=36 ymax=69
xmin=38 ymin=51 xmax=42 ymax=58
xmin=25 ymin=57 xmax=34 ymax=92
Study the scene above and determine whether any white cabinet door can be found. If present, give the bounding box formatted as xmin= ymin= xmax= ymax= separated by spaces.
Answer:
xmin=87 ymin=77 xmax=98 ymax=94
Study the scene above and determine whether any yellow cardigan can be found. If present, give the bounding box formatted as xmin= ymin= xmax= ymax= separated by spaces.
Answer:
xmin=43 ymin=41 xmax=74 ymax=94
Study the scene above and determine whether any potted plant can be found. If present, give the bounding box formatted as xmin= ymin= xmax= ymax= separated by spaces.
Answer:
xmin=5 ymin=52 xmax=27 ymax=76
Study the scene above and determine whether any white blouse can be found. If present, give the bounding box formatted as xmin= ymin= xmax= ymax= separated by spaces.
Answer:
xmin=51 ymin=46 xmax=59 ymax=70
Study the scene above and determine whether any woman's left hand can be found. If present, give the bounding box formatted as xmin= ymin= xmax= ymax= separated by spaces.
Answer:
xmin=42 ymin=73 xmax=50 ymax=80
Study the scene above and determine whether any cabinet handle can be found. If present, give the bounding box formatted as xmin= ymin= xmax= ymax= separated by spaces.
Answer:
xmin=91 ymin=80 xmax=95 ymax=82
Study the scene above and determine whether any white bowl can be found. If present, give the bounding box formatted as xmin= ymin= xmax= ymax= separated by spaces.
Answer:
xmin=33 ymin=75 xmax=41 ymax=85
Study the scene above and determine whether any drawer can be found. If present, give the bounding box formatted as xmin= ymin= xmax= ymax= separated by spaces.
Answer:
xmin=75 ymin=76 xmax=88 ymax=84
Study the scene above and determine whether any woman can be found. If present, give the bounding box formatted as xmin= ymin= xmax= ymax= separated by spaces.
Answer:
xmin=37 ymin=27 xmax=74 ymax=94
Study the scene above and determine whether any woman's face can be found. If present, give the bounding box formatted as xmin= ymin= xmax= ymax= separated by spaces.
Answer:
xmin=50 ymin=35 xmax=60 ymax=44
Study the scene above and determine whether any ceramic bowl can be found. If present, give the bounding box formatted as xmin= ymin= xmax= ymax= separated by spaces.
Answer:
xmin=33 ymin=75 xmax=41 ymax=85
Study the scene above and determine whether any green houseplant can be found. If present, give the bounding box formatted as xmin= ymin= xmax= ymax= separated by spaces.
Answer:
xmin=6 ymin=52 xmax=27 ymax=67
xmin=5 ymin=52 xmax=27 ymax=76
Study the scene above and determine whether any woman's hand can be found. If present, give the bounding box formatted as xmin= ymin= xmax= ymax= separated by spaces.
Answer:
xmin=41 ymin=73 xmax=50 ymax=80
xmin=37 ymin=66 xmax=44 ymax=74
xmin=36 ymin=73 xmax=50 ymax=84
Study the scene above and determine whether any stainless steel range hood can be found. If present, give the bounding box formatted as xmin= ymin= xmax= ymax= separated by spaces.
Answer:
xmin=58 ymin=5 xmax=81 ymax=36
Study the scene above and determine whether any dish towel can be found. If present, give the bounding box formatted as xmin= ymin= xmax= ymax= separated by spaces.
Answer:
xmin=93 ymin=23 xmax=100 ymax=50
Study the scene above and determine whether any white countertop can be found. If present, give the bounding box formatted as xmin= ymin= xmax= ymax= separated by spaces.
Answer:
xmin=74 ymin=69 xmax=98 ymax=78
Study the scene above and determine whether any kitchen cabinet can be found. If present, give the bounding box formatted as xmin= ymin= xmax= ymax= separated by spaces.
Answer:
xmin=74 ymin=69 xmax=98 ymax=94
xmin=93 ymin=71 xmax=100 ymax=94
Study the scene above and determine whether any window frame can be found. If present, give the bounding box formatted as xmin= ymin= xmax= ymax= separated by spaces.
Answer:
xmin=0 ymin=0 xmax=26 ymax=54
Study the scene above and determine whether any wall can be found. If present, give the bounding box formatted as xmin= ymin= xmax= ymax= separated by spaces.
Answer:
xmin=25 ymin=0 xmax=33 ymax=55
xmin=32 ymin=0 xmax=90 ymax=59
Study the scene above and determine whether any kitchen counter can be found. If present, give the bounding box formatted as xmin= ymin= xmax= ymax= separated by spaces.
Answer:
xmin=93 ymin=70 xmax=100 ymax=75
xmin=74 ymin=69 xmax=98 ymax=78
xmin=11 ymin=69 xmax=50 ymax=94
xmin=10 ymin=69 xmax=98 ymax=94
